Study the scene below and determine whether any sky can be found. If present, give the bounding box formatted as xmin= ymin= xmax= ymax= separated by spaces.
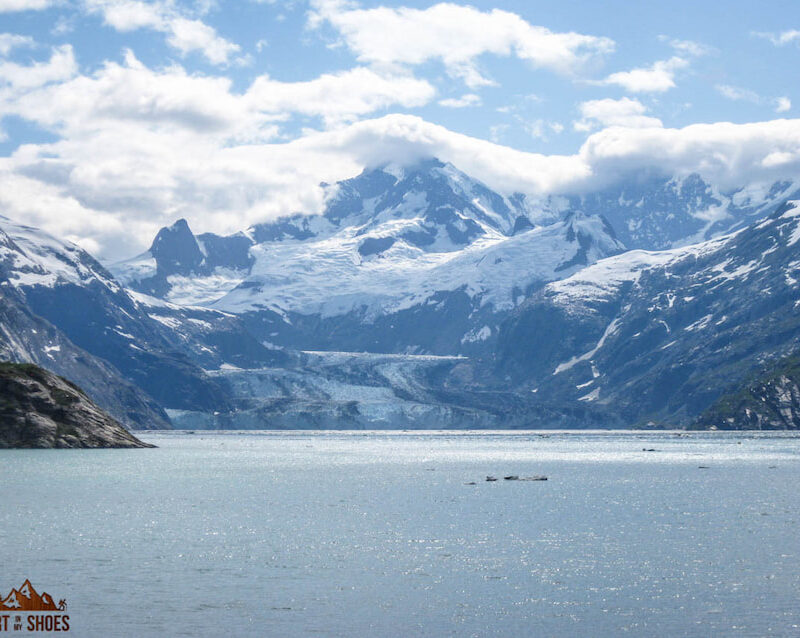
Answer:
xmin=0 ymin=0 xmax=799 ymax=258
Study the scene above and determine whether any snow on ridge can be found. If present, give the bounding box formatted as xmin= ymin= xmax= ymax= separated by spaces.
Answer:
xmin=213 ymin=213 xmax=622 ymax=318
xmin=0 ymin=217 xmax=119 ymax=291
xmin=164 ymin=270 xmax=246 ymax=307
xmin=554 ymin=317 xmax=620 ymax=376
xmin=110 ymin=252 xmax=157 ymax=285
xmin=128 ymin=288 xmax=236 ymax=317
xmin=546 ymin=231 xmax=734 ymax=309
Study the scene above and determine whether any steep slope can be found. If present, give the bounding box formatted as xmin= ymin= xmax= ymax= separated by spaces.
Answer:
xmin=0 ymin=362 xmax=154 ymax=448
xmin=127 ymin=291 xmax=291 ymax=370
xmin=693 ymin=352 xmax=800 ymax=430
xmin=495 ymin=200 xmax=800 ymax=425
xmin=0 ymin=284 xmax=170 ymax=429
xmin=0 ymin=215 xmax=285 ymax=413
xmin=0 ymin=216 xmax=231 ymax=411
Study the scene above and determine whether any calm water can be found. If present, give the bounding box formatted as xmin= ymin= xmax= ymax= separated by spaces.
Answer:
xmin=1 ymin=431 xmax=799 ymax=637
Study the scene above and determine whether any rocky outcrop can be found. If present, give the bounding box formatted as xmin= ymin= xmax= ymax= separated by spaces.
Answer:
xmin=693 ymin=354 xmax=800 ymax=430
xmin=0 ymin=363 xmax=155 ymax=448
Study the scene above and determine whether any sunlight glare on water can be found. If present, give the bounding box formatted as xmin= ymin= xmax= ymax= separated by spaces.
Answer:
xmin=1 ymin=431 xmax=799 ymax=637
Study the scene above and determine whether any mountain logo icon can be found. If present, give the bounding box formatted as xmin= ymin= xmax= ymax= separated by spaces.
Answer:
xmin=0 ymin=580 xmax=65 ymax=612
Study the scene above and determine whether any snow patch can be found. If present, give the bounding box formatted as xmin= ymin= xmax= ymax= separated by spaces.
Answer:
xmin=461 ymin=325 xmax=491 ymax=344
xmin=554 ymin=318 xmax=620 ymax=375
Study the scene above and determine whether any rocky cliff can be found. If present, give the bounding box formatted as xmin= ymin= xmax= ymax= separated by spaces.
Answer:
xmin=0 ymin=363 xmax=155 ymax=448
xmin=693 ymin=354 xmax=800 ymax=430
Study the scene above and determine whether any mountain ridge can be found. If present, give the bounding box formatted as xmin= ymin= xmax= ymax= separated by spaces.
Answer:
xmin=3 ymin=158 xmax=799 ymax=430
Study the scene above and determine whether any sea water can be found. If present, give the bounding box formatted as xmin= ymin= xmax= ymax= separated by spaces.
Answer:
xmin=1 ymin=431 xmax=798 ymax=637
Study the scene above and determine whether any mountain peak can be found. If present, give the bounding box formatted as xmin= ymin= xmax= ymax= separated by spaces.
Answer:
xmin=149 ymin=218 xmax=204 ymax=275
xmin=321 ymin=157 xmax=523 ymax=243
xmin=376 ymin=157 xmax=447 ymax=180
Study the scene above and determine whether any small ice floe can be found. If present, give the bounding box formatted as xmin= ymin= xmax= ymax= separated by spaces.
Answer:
xmin=484 ymin=474 xmax=547 ymax=482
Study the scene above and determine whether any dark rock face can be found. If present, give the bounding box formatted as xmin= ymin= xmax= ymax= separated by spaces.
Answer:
xmin=358 ymin=236 xmax=396 ymax=257
xmin=693 ymin=353 xmax=800 ymax=430
xmin=251 ymin=214 xmax=320 ymax=243
xmin=21 ymin=281 xmax=233 ymax=413
xmin=0 ymin=363 xmax=154 ymax=448
xmin=132 ymin=219 xmax=256 ymax=297
xmin=0 ymin=285 xmax=171 ymax=430
xmin=149 ymin=219 xmax=205 ymax=276
xmin=512 ymin=215 xmax=534 ymax=235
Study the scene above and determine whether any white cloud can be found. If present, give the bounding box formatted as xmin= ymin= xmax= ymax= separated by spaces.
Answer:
xmin=309 ymin=0 xmax=614 ymax=88
xmin=776 ymin=97 xmax=792 ymax=113
xmin=247 ymin=67 xmax=435 ymax=125
xmin=85 ymin=0 xmax=242 ymax=65
xmin=3 ymin=50 xmax=434 ymax=141
xmin=0 ymin=0 xmax=53 ymax=12
xmin=0 ymin=44 xmax=77 ymax=90
xmin=661 ymin=37 xmax=715 ymax=57
xmin=597 ymin=36 xmax=709 ymax=94
xmin=0 ymin=53 xmax=439 ymax=254
xmin=167 ymin=17 xmax=240 ymax=65
xmin=762 ymin=151 xmax=794 ymax=167
xmin=576 ymin=119 xmax=800 ymax=191
xmin=6 ymin=110 xmax=800 ymax=261
xmin=489 ymin=123 xmax=509 ymax=143
xmin=717 ymin=84 xmax=792 ymax=113
xmin=753 ymin=30 xmax=800 ymax=46
xmin=716 ymin=84 xmax=760 ymax=103
xmin=600 ymin=56 xmax=688 ymax=93
xmin=51 ymin=15 xmax=75 ymax=35
xmin=438 ymin=93 xmax=481 ymax=108
xmin=574 ymin=97 xmax=663 ymax=131
xmin=0 ymin=33 xmax=35 ymax=55
xmin=3 ymin=50 xmax=255 ymax=136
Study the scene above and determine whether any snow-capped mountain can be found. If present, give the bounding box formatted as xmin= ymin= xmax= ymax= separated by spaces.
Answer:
xmin=5 ymin=157 xmax=800 ymax=430
xmin=493 ymin=200 xmax=800 ymax=426
xmin=114 ymin=158 xmax=800 ymax=360
xmin=114 ymin=159 xmax=626 ymax=354
xmin=539 ymin=172 xmax=799 ymax=250
xmin=0 ymin=214 xmax=286 ymax=422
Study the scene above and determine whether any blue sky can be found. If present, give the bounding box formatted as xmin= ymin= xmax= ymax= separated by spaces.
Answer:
xmin=0 ymin=0 xmax=799 ymax=256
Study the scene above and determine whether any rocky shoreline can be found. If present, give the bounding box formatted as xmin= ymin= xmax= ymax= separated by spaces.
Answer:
xmin=0 ymin=363 xmax=155 ymax=448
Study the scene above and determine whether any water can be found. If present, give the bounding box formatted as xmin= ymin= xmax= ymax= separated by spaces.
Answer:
xmin=1 ymin=431 xmax=799 ymax=637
